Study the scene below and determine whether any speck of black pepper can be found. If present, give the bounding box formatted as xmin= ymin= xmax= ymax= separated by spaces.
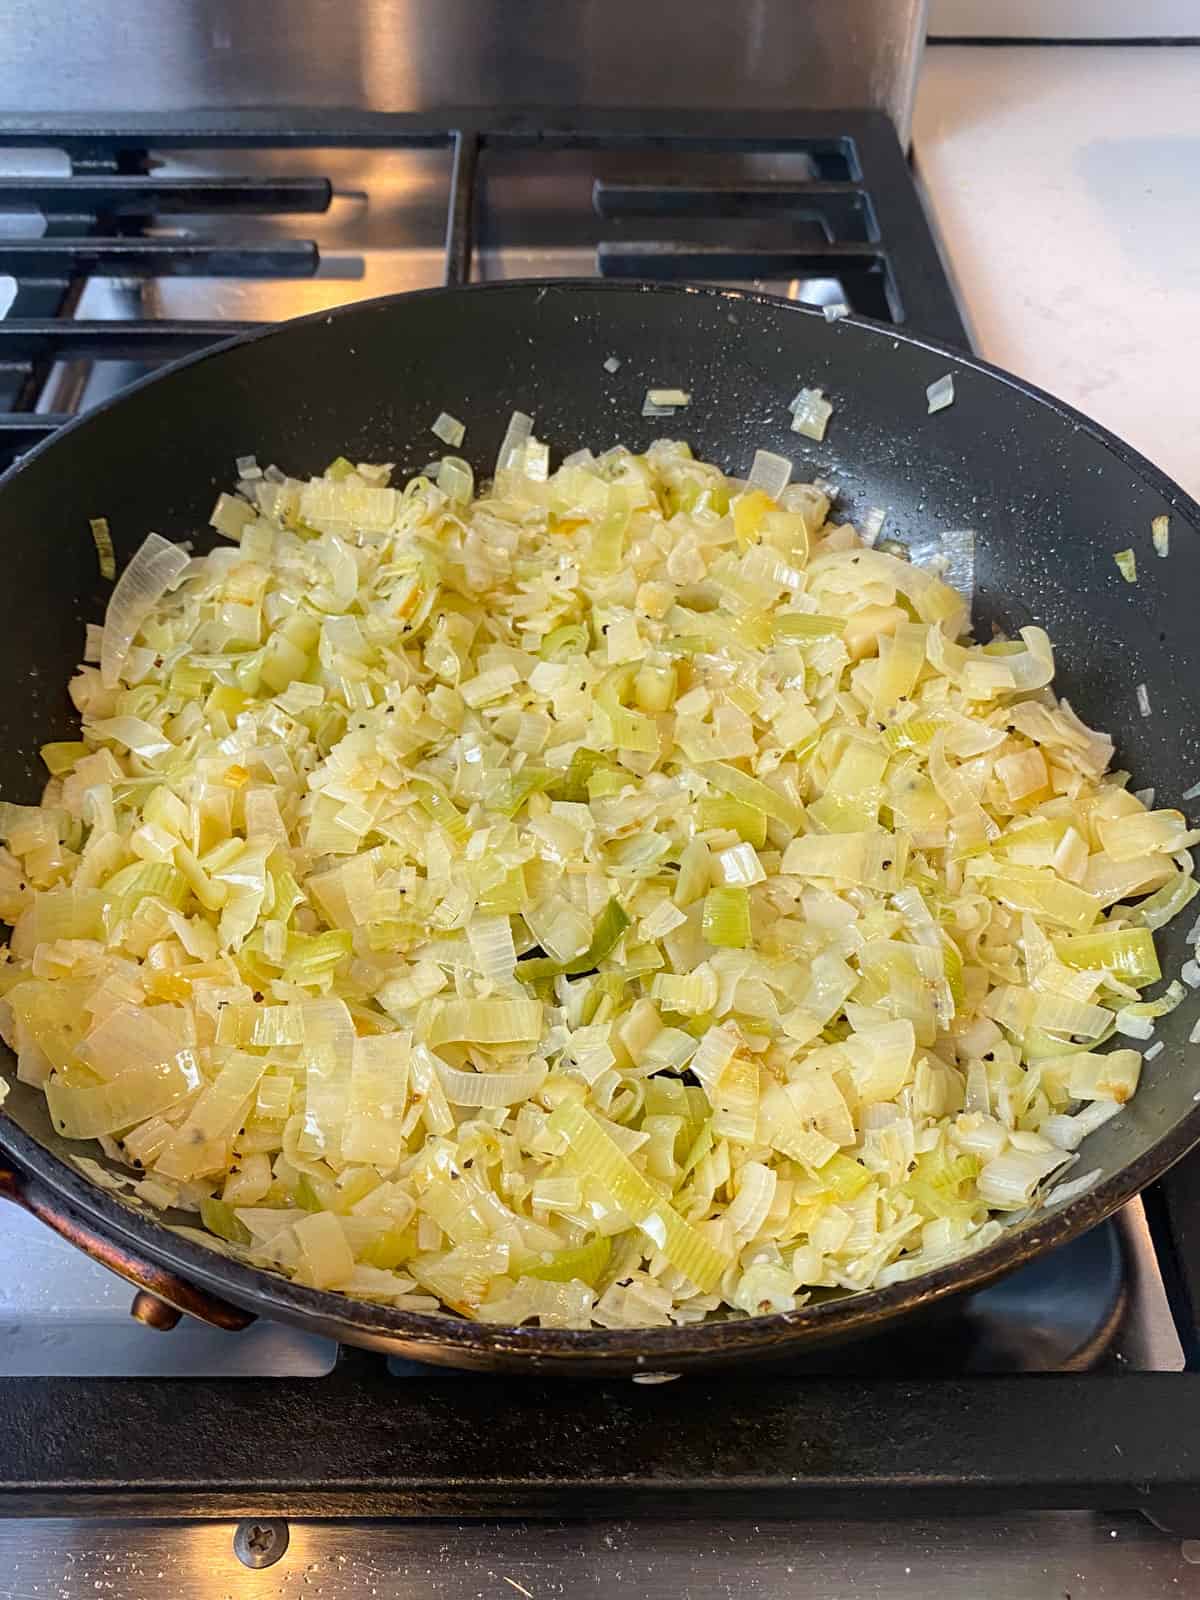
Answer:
xmin=253 ymin=991 xmax=264 ymax=1002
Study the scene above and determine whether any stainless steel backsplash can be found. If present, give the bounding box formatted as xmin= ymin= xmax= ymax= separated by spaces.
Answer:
xmin=1 ymin=0 xmax=928 ymax=138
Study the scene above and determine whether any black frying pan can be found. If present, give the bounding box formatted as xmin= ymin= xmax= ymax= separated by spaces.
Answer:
xmin=1 ymin=280 xmax=1197 ymax=1374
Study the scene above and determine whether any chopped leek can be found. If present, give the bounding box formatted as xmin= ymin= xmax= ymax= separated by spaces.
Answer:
xmin=1113 ymin=549 xmax=1137 ymax=584
xmin=89 ymin=517 xmax=116 ymax=581
xmin=547 ymin=1101 xmax=729 ymax=1291
xmin=1053 ymin=927 xmax=1161 ymax=987
xmin=524 ymin=1234 xmax=612 ymax=1287
xmin=517 ymin=898 xmax=629 ymax=981
xmin=0 ymin=428 xmax=1184 ymax=1332
xmin=702 ymin=886 xmax=752 ymax=948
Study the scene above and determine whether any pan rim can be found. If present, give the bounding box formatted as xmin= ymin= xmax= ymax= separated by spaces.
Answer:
xmin=6 ymin=275 xmax=1199 ymax=526
xmin=2 ymin=275 xmax=1198 ymax=1364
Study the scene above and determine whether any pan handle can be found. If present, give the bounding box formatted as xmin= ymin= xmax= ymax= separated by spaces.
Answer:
xmin=0 ymin=1164 xmax=256 ymax=1333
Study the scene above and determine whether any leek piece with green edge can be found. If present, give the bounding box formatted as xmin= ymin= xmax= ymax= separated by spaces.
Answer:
xmin=820 ymin=1152 xmax=873 ymax=1201
xmin=697 ymin=794 xmax=769 ymax=847
xmin=517 ymin=898 xmax=630 ymax=981
xmin=410 ymin=777 xmax=469 ymax=842
xmin=200 ymin=1196 xmax=252 ymax=1246
xmin=549 ymin=747 xmax=613 ymax=803
xmin=493 ymin=767 xmax=554 ymax=818
xmin=772 ymin=613 xmax=844 ymax=642
xmin=547 ymin=1100 xmax=729 ymax=1291
xmin=524 ymin=1233 xmax=613 ymax=1287
xmin=282 ymin=929 xmax=353 ymax=983
xmin=360 ymin=1225 xmax=417 ymax=1269
xmin=1125 ymin=873 xmax=1200 ymax=932
xmin=702 ymin=886 xmax=752 ymax=948
xmin=1053 ymin=926 xmax=1161 ymax=986
xmin=703 ymin=762 xmax=803 ymax=834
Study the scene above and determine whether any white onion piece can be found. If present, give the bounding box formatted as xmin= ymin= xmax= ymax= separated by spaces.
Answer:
xmin=603 ymin=355 xmax=621 ymax=373
xmin=822 ymin=302 xmax=850 ymax=322
xmin=495 ymin=410 xmax=533 ymax=475
xmin=431 ymin=411 xmax=465 ymax=448
xmin=100 ymin=533 xmax=191 ymax=688
xmin=747 ymin=448 xmax=793 ymax=501
xmin=927 ymin=374 xmax=955 ymax=414
xmin=1136 ymin=683 xmax=1152 ymax=719
xmin=861 ymin=506 xmax=886 ymax=545
xmin=434 ymin=1057 xmax=547 ymax=1107
xmin=646 ymin=388 xmax=690 ymax=408
xmin=1045 ymin=1167 xmax=1101 ymax=1209
xmin=1041 ymin=1100 xmax=1122 ymax=1151
xmin=907 ymin=527 xmax=975 ymax=611
xmin=789 ymin=388 xmax=832 ymax=442
xmin=523 ymin=439 xmax=550 ymax=481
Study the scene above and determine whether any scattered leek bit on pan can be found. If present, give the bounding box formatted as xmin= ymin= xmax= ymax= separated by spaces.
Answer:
xmin=746 ymin=447 xmax=792 ymax=500
xmin=89 ymin=517 xmax=116 ymax=581
xmin=862 ymin=506 xmax=886 ymax=546
xmin=431 ymin=412 xmax=465 ymax=448
xmin=645 ymin=388 xmax=691 ymax=410
xmin=789 ymin=388 xmax=833 ymax=442
xmin=926 ymin=373 xmax=955 ymax=413
xmin=1114 ymin=548 xmax=1137 ymax=584
xmin=1137 ymin=681 xmax=1152 ymax=718
xmin=1152 ymin=515 xmax=1170 ymax=557
xmin=822 ymin=303 xmax=850 ymax=322
xmin=0 ymin=423 xmax=1193 ymax=1330
xmin=603 ymin=355 xmax=621 ymax=373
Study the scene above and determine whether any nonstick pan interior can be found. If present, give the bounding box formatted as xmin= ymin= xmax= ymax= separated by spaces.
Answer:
xmin=1 ymin=280 xmax=1198 ymax=1372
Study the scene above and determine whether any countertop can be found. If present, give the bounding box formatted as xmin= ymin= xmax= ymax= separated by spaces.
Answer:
xmin=914 ymin=43 xmax=1200 ymax=504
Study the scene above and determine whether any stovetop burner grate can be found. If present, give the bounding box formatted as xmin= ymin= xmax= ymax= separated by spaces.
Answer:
xmin=0 ymin=106 xmax=966 ymax=468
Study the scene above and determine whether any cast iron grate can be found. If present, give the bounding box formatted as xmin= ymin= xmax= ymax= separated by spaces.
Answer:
xmin=0 ymin=107 xmax=966 ymax=468
xmin=1 ymin=1348 xmax=1200 ymax=1529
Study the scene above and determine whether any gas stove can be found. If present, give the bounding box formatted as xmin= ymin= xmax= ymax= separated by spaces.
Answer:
xmin=3 ymin=22 xmax=1200 ymax=1600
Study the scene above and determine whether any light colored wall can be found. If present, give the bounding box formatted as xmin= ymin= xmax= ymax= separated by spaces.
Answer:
xmin=929 ymin=0 xmax=1199 ymax=35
